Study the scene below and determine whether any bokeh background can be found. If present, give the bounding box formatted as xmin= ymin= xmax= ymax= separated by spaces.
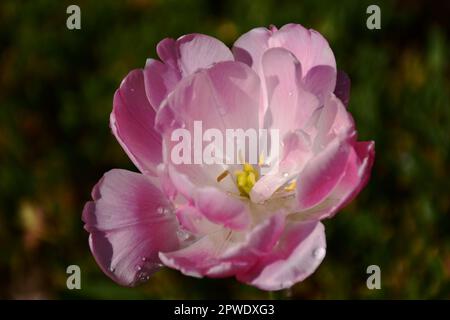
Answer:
xmin=0 ymin=0 xmax=449 ymax=299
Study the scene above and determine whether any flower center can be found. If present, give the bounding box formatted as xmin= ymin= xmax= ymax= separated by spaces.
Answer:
xmin=234 ymin=163 xmax=259 ymax=197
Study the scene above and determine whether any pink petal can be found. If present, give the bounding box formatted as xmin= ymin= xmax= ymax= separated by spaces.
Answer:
xmin=111 ymin=69 xmax=162 ymax=176
xmin=329 ymin=140 xmax=375 ymax=212
xmin=261 ymin=47 xmax=319 ymax=137
xmin=270 ymin=24 xmax=336 ymax=78
xmin=313 ymin=93 xmax=355 ymax=152
xmin=175 ymin=204 xmax=221 ymax=235
xmin=157 ymin=34 xmax=234 ymax=77
xmin=293 ymin=141 xmax=375 ymax=221
xmin=233 ymin=24 xmax=336 ymax=83
xmin=194 ymin=187 xmax=251 ymax=230
xmin=233 ymin=27 xmax=272 ymax=74
xmin=159 ymin=232 xmax=238 ymax=278
xmin=143 ymin=59 xmax=181 ymax=111
xmin=222 ymin=213 xmax=285 ymax=263
xmin=156 ymin=38 xmax=178 ymax=70
xmin=155 ymin=61 xmax=260 ymax=194
xmin=296 ymin=133 xmax=353 ymax=211
xmin=237 ymin=221 xmax=326 ymax=291
xmin=82 ymin=169 xmax=179 ymax=286
xmin=250 ymin=131 xmax=312 ymax=203
xmin=160 ymin=214 xmax=285 ymax=279
xmin=334 ymin=70 xmax=351 ymax=107
xmin=303 ymin=65 xmax=336 ymax=105
xmin=156 ymin=61 xmax=260 ymax=136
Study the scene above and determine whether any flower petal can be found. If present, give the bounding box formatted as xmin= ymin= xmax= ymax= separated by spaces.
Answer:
xmin=303 ymin=65 xmax=336 ymax=105
xmin=270 ymin=24 xmax=336 ymax=78
xmin=195 ymin=187 xmax=251 ymax=230
xmin=237 ymin=221 xmax=326 ymax=291
xmin=292 ymin=141 xmax=375 ymax=221
xmin=143 ymin=59 xmax=181 ymax=111
xmin=160 ymin=214 xmax=284 ymax=279
xmin=334 ymin=70 xmax=351 ymax=107
xmin=296 ymin=133 xmax=353 ymax=211
xmin=157 ymin=34 xmax=234 ymax=77
xmin=82 ymin=169 xmax=179 ymax=286
xmin=159 ymin=231 xmax=236 ymax=278
xmin=250 ymin=130 xmax=312 ymax=203
xmin=111 ymin=70 xmax=162 ymax=176
xmin=155 ymin=61 xmax=260 ymax=195
xmin=222 ymin=213 xmax=285 ymax=263
xmin=233 ymin=27 xmax=272 ymax=74
xmin=234 ymin=24 xmax=336 ymax=83
xmin=261 ymin=47 xmax=319 ymax=137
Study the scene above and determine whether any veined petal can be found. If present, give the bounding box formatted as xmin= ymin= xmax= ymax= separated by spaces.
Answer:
xmin=82 ymin=169 xmax=179 ymax=286
xmin=296 ymin=132 xmax=353 ymax=211
xmin=261 ymin=47 xmax=320 ymax=136
xmin=293 ymin=140 xmax=375 ymax=221
xmin=111 ymin=70 xmax=162 ymax=176
xmin=237 ymin=221 xmax=326 ymax=291
xmin=157 ymin=34 xmax=234 ymax=77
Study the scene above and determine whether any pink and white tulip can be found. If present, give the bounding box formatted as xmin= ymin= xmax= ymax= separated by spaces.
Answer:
xmin=83 ymin=23 xmax=374 ymax=291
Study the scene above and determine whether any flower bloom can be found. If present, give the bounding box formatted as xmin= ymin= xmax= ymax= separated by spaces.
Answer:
xmin=83 ymin=23 xmax=374 ymax=290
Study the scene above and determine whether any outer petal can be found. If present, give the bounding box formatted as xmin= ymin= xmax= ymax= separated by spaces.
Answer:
xmin=296 ymin=133 xmax=353 ymax=211
xmin=312 ymin=93 xmax=355 ymax=152
xmin=111 ymin=70 xmax=162 ymax=176
xmin=269 ymin=24 xmax=336 ymax=79
xmin=143 ymin=59 xmax=181 ymax=111
xmin=303 ymin=65 xmax=336 ymax=105
xmin=334 ymin=70 xmax=351 ymax=107
xmin=237 ymin=221 xmax=326 ymax=291
xmin=233 ymin=27 xmax=272 ymax=74
xmin=293 ymin=140 xmax=375 ymax=221
xmin=233 ymin=23 xmax=336 ymax=104
xmin=234 ymin=24 xmax=336 ymax=79
xmin=82 ymin=169 xmax=179 ymax=286
xmin=157 ymin=34 xmax=234 ymax=77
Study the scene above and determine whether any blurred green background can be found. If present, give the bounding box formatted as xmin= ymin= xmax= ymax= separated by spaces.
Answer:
xmin=0 ymin=0 xmax=449 ymax=299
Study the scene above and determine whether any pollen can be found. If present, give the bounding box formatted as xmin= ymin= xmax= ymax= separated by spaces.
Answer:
xmin=284 ymin=180 xmax=297 ymax=192
xmin=234 ymin=163 xmax=259 ymax=197
xmin=216 ymin=170 xmax=229 ymax=182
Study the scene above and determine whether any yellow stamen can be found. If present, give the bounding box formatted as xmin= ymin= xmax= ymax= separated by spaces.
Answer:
xmin=284 ymin=180 xmax=297 ymax=192
xmin=235 ymin=162 xmax=259 ymax=197
xmin=258 ymin=153 xmax=265 ymax=166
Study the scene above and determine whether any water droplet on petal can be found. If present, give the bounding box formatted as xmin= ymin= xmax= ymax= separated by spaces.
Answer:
xmin=283 ymin=172 xmax=289 ymax=178
xmin=141 ymin=257 xmax=147 ymax=262
xmin=177 ymin=229 xmax=191 ymax=241
xmin=288 ymin=91 xmax=293 ymax=96
xmin=136 ymin=265 xmax=142 ymax=271
xmin=313 ymin=247 xmax=326 ymax=260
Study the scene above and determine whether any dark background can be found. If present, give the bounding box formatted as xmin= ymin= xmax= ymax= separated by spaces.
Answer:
xmin=0 ymin=0 xmax=449 ymax=299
